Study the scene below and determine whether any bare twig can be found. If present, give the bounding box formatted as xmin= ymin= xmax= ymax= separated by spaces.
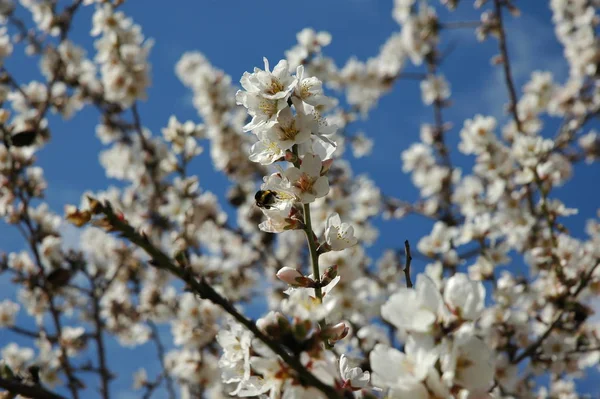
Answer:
xmin=493 ymin=0 xmax=522 ymax=132
xmin=403 ymin=240 xmax=413 ymax=288
xmin=148 ymin=321 xmax=176 ymax=399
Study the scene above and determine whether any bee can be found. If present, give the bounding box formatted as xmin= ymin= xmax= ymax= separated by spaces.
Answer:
xmin=255 ymin=190 xmax=279 ymax=209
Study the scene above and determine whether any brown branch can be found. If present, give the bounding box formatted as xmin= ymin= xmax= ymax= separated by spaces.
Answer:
xmin=89 ymin=283 xmax=112 ymax=399
xmin=11 ymin=189 xmax=83 ymax=399
xmin=403 ymin=240 xmax=413 ymax=288
xmin=0 ymin=377 xmax=67 ymax=399
xmin=425 ymin=52 xmax=457 ymax=230
xmin=512 ymin=261 xmax=600 ymax=364
xmin=148 ymin=321 xmax=176 ymax=399
xmin=493 ymin=0 xmax=522 ymax=132
xmin=91 ymin=200 xmax=343 ymax=399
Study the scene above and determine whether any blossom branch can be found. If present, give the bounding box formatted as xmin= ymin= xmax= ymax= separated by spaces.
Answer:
xmin=87 ymin=200 xmax=343 ymax=399
xmin=512 ymin=260 xmax=600 ymax=364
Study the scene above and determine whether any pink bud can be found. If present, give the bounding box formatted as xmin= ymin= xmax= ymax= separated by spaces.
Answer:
xmin=325 ymin=322 xmax=349 ymax=343
xmin=321 ymin=159 xmax=334 ymax=175
xmin=284 ymin=151 xmax=298 ymax=164
xmin=276 ymin=267 xmax=314 ymax=287
xmin=321 ymin=264 xmax=338 ymax=285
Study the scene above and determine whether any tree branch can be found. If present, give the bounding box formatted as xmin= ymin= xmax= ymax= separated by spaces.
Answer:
xmin=0 ymin=377 xmax=67 ymax=399
xmin=90 ymin=200 xmax=343 ymax=399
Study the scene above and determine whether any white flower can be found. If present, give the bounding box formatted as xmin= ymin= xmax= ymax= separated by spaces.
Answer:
xmin=417 ymin=222 xmax=458 ymax=257
xmin=264 ymin=107 xmax=312 ymax=149
xmin=217 ymin=322 xmax=253 ymax=387
xmin=459 ymin=115 xmax=498 ymax=155
xmin=258 ymin=203 xmax=299 ymax=233
xmin=443 ymin=273 xmax=486 ymax=320
xmin=402 ymin=143 xmax=434 ymax=172
xmin=511 ymin=135 xmax=554 ymax=167
xmin=420 ymin=74 xmax=450 ymax=105
xmin=241 ymin=58 xmax=296 ymax=100
xmin=161 ymin=115 xmax=204 ymax=156
xmin=325 ymin=213 xmax=358 ymax=251
xmin=0 ymin=300 xmax=19 ymax=327
xmin=351 ymin=132 xmax=374 ymax=158
xmin=236 ymin=58 xmax=297 ymax=132
xmin=1 ymin=343 xmax=34 ymax=372
xmin=370 ymin=336 xmax=439 ymax=397
xmin=236 ymin=92 xmax=287 ymax=132
xmin=60 ymin=326 xmax=87 ymax=357
xmin=233 ymin=356 xmax=282 ymax=397
xmin=339 ymin=354 xmax=370 ymax=390
xmin=281 ymin=287 xmax=337 ymax=321
xmin=133 ymin=368 xmax=148 ymax=389
xmin=440 ymin=326 xmax=495 ymax=393
xmin=248 ymin=130 xmax=287 ymax=165
xmin=285 ymin=153 xmax=329 ymax=203
xmin=381 ymin=274 xmax=444 ymax=333
xmin=295 ymin=65 xmax=335 ymax=108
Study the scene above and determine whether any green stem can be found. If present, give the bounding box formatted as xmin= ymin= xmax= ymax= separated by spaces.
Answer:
xmin=303 ymin=203 xmax=323 ymax=301
xmin=291 ymin=144 xmax=323 ymax=302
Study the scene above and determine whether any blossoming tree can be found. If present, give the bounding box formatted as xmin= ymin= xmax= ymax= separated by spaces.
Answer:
xmin=0 ymin=0 xmax=599 ymax=398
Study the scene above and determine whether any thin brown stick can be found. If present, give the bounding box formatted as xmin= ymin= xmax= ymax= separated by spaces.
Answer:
xmin=493 ymin=0 xmax=522 ymax=132
xmin=148 ymin=321 xmax=176 ymax=399
xmin=403 ymin=240 xmax=413 ymax=288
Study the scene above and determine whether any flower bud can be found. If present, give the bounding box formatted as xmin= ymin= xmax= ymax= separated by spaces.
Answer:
xmin=276 ymin=267 xmax=315 ymax=287
xmin=323 ymin=321 xmax=349 ymax=343
xmin=321 ymin=158 xmax=334 ymax=175
xmin=284 ymin=150 xmax=298 ymax=164
xmin=65 ymin=205 xmax=91 ymax=227
xmin=86 ymin=196 xmax=102 ymax=214
xmin=320 ymin=264 xmax=338 ymax=286
xmin=257 ymin=311 xmax=290 ymax=338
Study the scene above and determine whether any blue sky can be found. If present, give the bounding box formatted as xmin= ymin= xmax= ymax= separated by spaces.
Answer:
xmin=1 ymin=0 xmax=599 ymax=397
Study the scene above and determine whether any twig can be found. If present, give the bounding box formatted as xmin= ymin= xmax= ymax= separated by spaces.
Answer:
xmin=493 ymin=0 xmax=522 ymax=132
xmin=403 ymin=240 xmax=413 ymax=288
xmin=0 ymin=377 xmax=67 ymax=399
xmin=425 ymin=52 xmax=457 ymax=230
xmin=148 ymin=321 xmax=176 ymax=399
xmin=89 ymin=281 xmax=112 ymax=399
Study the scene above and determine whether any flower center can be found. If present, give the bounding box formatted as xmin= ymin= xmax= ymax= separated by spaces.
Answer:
xmin=266 ymin=79 xmax=284 ymax=95
xmin=259 ymin=100 xmax=277 ymax=117
xmin=277 ymin=121 xmax=299 ymax=141
xmin=301 ymin=82 xmax=312 ymax=98
xmin=295 ymin=173 xmax=315 ymax=193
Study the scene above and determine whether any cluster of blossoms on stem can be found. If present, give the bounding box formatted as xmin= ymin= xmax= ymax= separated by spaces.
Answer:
xmin=214 ymin=57 xmax=366 ymax=396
